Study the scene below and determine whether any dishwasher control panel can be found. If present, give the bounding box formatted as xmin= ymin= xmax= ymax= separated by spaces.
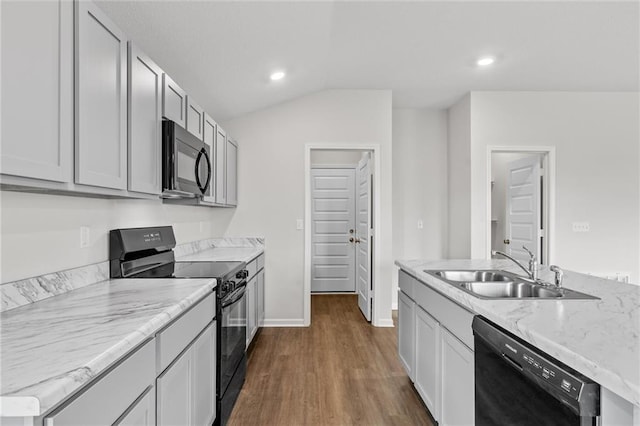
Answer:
xmin=520 ymin=350 xmax=581 ymax=399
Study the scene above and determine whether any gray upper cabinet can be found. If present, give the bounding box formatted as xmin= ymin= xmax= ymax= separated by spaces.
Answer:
xmin=215 ymin=126 xmax=227 ymax=205
xmin=128 ymin=43 xmax=162 ymax=195
xmin=202 ymin=114 xmax=217 ymax=203
xmin=162 ymin=74 xmax=186 ymax=127
xmin=75 ymin=0 xmax=127 ymax=190
xmin=186 ymin=97 xmax=205 ymax=140
xmin=1 ymin=0 xmax=73 ymax=183
xmin=225 ymin=137 xmax=238 ymax=206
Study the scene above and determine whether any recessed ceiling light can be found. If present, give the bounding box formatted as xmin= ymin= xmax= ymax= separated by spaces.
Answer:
xmin=477 ymin=57 xmax=495 ymax=67
xmin=270 ymin=71 xmax=286 ymax=81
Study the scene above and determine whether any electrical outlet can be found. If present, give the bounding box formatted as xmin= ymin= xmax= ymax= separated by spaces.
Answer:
xmin=296 ymin=219 xmax=304 ymax=230
xmin=417 ymin=220 xmax=424 ymax=229
xmin=80 ymin=226 xmax=90 ymax=248
xmin=572 ymin=222 xmax=590 ymax=232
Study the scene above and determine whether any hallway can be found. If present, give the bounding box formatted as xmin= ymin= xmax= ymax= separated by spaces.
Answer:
xmin=228 ymin=294 xmax=434 ymax=426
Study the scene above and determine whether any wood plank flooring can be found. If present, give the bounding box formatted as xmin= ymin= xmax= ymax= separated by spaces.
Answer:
xmin=227 ymin=294 xmax=434 ymax=426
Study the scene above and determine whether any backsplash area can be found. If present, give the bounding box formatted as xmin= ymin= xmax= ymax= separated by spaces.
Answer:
xmin=0 ymin=237 xmax=264 ymax=313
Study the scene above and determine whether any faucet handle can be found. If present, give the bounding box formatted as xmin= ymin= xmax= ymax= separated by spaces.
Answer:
xmin=550 ymin=265 xmax=564 ymax=288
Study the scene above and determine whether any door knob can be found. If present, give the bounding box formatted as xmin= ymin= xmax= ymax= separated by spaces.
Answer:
xmin=503 ymin=239 xmax=511 ymax=245
xmin=349 ymin=229 xmax=354 ymax=234
xmin=349 ymin=237 xmax=355 ymax=243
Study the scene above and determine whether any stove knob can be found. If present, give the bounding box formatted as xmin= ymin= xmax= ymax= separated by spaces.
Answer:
xmin=236 ymin=271 xmax=244 ymax=279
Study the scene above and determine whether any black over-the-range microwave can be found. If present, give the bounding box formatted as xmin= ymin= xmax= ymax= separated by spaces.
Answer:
xmin=162 ymin=119 xmax=211 ymax=199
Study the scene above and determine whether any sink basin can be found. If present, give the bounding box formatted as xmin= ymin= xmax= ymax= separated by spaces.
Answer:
xmin=424 ymin=269 xmax=598 ymax=300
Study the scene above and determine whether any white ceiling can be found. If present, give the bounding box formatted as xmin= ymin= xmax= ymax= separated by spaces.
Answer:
xmin=97 ymin=1 xmax=639 ymax=121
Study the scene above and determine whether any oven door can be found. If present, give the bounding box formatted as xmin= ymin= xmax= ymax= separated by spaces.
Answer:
xmin=163 ymin=120 xmax=211 ymax=197
xmin=219 ymin=284 xmax=246 ymax=395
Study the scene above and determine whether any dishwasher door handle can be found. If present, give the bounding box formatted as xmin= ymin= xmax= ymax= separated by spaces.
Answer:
xmin=502 ymin=353 xmax=523 ymax=371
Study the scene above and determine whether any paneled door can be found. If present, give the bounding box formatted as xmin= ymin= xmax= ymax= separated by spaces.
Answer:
xmin=356 ymin=154 xmax=372 ymax=321
xmin=310 ymin=168 xmax=356 ymax=292
xmin=506 ymin=155 xmax=542 ymax=263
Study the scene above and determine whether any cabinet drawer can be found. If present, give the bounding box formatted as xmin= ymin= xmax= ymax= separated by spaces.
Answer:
xmin=44 ymin=339 xmax=155 ymax=426
xmin=256 ymin=253 xmax=265 ymax=271
xmin=399 ymin=270 xmax=415 ymax=300
xmin=156 ymin=292 xmax=215 ymax=374
xmin=246 ymin=258 xmax=257 ymax=281
xmin=414 ymin=280 xmax=474 ymax=349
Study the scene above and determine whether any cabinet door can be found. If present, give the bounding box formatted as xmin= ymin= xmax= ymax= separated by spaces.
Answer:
xmin=162 ymin=74 xmax=186 ymax=127
xmin=397 ymin=291 xmax=415 ymax=381
xmin=215 ymin=126 xmax=227 ymax=204
xmin=440 ymin=328 xmax=474 ymax=426
xmin=202 ymin=114 xmax=217 ymax=203
xmin=192 ymin=321 xmax=216 ymax=426
xmin=114 ymin=387 xmax=155 ymax=426
xmin=75 ymin=0 xmax=127 ymax=190
xmin=225 ymin=138 xmax=238 ymax=206
xmin=186 ymin=96 xmax=205 ymax=140
xmin=257 ymin=270 xmax=265 ymax=326
xmin=246 ymin=277 xmax=257 ymax=348
xmin=128 ymin=43 xmax=162 ymax=195
xmin=1 ymin=0 xmax=73 ymax=183
xmin=157 ymin=349 xmax=192 ymax=426
xmin=415 ymin=306 xmax=440 ymax=420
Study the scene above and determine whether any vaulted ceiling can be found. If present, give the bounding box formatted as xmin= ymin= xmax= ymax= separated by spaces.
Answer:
xmin=97 ymin=1 xmax=639 ymax=121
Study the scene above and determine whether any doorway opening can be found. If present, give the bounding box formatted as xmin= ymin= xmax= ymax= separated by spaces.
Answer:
xmin=487 ymin=147 xmax=556 ymax=265
xmin=304 ymin=145 xmax=380 ymax=326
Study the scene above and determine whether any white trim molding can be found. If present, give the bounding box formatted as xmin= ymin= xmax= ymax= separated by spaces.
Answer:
xmin=262 ymin=319 xmax=307 ymax=327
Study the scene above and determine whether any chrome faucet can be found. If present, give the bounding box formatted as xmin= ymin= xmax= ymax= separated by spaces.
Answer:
xmin=549 ymin=265 xmax=564 ymax=288
xmin=492 ymin=246 xmax=538 ymax=281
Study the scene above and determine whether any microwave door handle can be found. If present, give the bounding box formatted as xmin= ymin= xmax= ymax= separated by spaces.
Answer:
xmin=194 ymin=148 xmax=205 ymax=194
xmin=202 ymin=149 xmax=211 ymax=193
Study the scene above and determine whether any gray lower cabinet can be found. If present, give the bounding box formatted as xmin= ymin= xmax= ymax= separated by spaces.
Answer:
xmin=415 ymin=306 xmax=439 ymax=419
xmin=440 ymin=328 xmax=474 ymax=426
xmin=75 ymin=0 xmax=128 ymax=190
xmin=397 ymin=290 xmax=415 ymax=381
xmin=127 ymin=43 xmax=163 ymax=195
xmin=114 ymin=386 xmax=155 ymax=426
xmin=257 ymin=269 xmax=265 ymax=326
xmin=157 ymin=320 xmax=217 ymax=426
xmin=246 ymin=276 xmax=257 ymax=347
xmin=246 ymin=254 xmax=265 ymax=347
xmin=1 ymin=0 xmax=73 ymax=183
xmin=225 ymin=138 xmax=238 ymax=206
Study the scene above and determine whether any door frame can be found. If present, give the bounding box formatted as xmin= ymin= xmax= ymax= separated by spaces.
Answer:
xmin=304 ymin=144 xmax=381 ymax=327
xmin=486 ymin=146 xmax=556 ymax=264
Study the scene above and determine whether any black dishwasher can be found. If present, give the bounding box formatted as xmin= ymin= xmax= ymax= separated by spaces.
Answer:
xmin=472 ymin=316 xmax=599 ymax=426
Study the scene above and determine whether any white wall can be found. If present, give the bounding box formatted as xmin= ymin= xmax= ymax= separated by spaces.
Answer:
xmin=223 ymin=89 xmax=393 ymax=325
xmin=392 ymin=108 xmax=448 ymax=308
xmin=0 ymin=191 xmax=235 ymax=283
xmin=447 ymin=95 xmax=471 ymax=258
xmin=467 ymin=92 xmax=640 ymax=283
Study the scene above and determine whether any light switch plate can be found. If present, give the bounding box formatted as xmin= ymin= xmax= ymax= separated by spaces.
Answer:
xmin=80 ymin=226 xmax=90 ymax=248
xmin=296 ymin=219 xmax=304 ymax=230
xmin=417 ymin=220 xmax=424 ymax=229
xmin=572 ymin=222 xmax=590 ymax=232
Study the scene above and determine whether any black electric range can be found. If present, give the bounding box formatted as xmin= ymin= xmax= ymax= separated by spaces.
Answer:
xmin=109 ymin=226 xmax=247 ymax=426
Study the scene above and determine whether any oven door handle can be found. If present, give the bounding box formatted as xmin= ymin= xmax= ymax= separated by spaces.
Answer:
xmin=221 ymin=285 xmax=246 ymax=308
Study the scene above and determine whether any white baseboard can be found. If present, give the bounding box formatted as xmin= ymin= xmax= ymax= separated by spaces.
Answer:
xmin=262 ymin=318 xmax=307 ymax=327
xmin=374 ymin=318 xmax=395 ymax=327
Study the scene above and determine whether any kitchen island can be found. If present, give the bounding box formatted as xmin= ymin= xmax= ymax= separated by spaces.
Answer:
xmin=396 ymin=259 xmax=640 ymax=425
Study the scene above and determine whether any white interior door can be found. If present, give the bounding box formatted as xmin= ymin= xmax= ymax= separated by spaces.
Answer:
xmin=356 ymin=155 xmax=372 ymax=321
xmin=311 ymin=168 xmax=356 ymax=292
xmin=506 ymin=155 xmax=542 ymax=263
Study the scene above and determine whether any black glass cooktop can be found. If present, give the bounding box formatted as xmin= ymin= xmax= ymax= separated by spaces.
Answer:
xmin=130 ymin=261 xmax=245 ymax=280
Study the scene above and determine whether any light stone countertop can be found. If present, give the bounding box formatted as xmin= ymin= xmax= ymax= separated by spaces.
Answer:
xmin=0 ymin=277 xmax=215 ymax=417
xmin=396 ymin=259 xmax=640 ymax=407
xmin=176 ymin=246 xmax=263 ymax=263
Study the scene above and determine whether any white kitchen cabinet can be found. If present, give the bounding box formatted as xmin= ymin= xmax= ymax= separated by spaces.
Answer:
xmin=246 ymin=275 xmax=257 ymax=348
xmin=397 ymin=290 xmax=415 ymax=381
xmin=257 ymin=269 xmax=265 ymax=326
xmin=1 ymin=0 xmax=73 ymax=183
xmin=440 ymin=328 xmax=474 ymax=426
xmin=127 ymin=43 xmax=162 ymax=195
xmin=114 ymin=386 xmax=156 ymax=426
xmin=415 ymin=305 xmax=440 ymax=419
xmin=186 ymin=96 xmax=205 ymax=140
xmin=162 ymin=74 xmax=187 ymax=127
xmin=157 ymin=320 xmax=217 ymax=426
xmin=225 ymin=138 xmax=238 ymax=206
xmin=202 ymin=114 xmax=218 ymax=203
xmin=215 ymin=126 xmax=227 ymax=204
xmin=75 ymin=0 xmax=128 ymax=190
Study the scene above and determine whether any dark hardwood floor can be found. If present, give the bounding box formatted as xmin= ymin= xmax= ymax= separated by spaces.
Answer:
xmin=227 ymin=294 xmax=434 ymax=426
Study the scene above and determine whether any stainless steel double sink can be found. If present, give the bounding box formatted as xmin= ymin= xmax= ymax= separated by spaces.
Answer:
xmin=424 ymin=269 xmax=598 ymax=300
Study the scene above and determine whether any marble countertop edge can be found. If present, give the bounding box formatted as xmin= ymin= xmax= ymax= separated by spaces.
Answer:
xmin=1 ymin=280 xmax=215 ymax=417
